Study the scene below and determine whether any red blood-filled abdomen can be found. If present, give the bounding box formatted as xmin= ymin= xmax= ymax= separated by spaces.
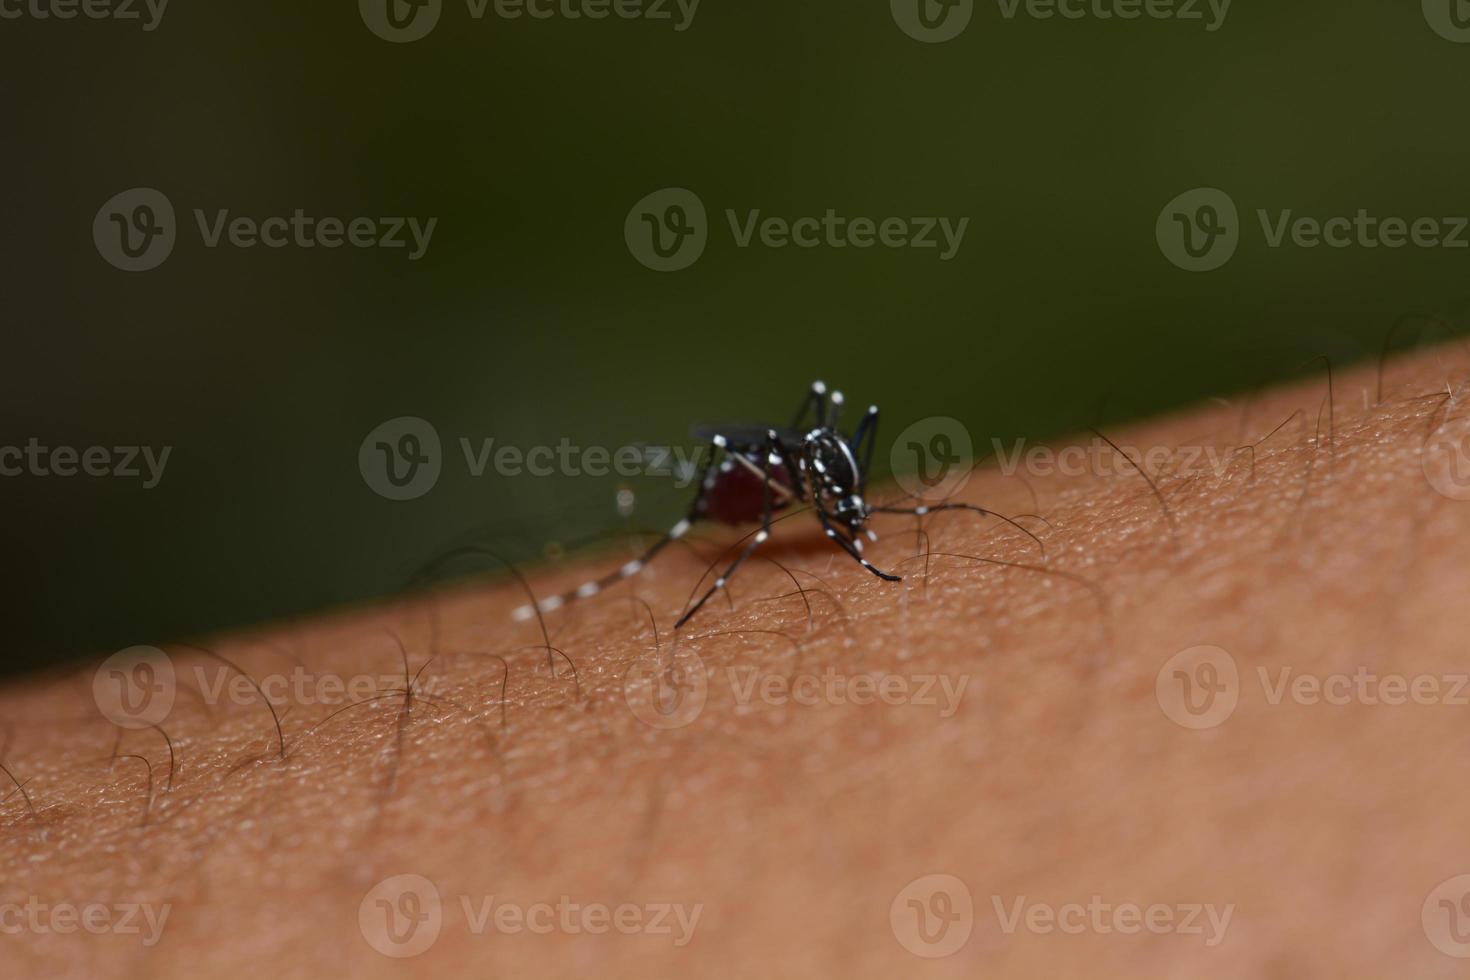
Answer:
xmin=697 ymin=460 xmax=794 ymax=525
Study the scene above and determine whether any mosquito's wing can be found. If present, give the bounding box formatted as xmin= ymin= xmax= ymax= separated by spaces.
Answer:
xmin=690 ymin=422 xmax=805 ymax=452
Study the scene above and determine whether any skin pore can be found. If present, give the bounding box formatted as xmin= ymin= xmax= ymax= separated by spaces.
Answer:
xmin=4 ymin=343 xmax=1470 ymax=977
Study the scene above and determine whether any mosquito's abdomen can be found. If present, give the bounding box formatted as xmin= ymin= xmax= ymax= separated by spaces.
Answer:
xmin=696 ymin=460 xmax=794 ymax=525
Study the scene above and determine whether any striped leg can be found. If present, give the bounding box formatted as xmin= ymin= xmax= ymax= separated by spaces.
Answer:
xmin=674 ymin=433 xmax=781 ymax=629
xmin=511 ymin=445 xmax=719 ymax=622
xmin=819 ymin=507 xmax=901 ymax=581
xmin=850 ymin=404 xmax=879 ymax=486
xmin=510 ymin=516 xmax=696 ymax=621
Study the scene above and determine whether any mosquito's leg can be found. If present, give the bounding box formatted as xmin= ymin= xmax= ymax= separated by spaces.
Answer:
xmin=869 ymin=502 xmax=1046 ymax=560
xmin=818 ymin=507 xmax=901 ymax=582
xmin=790 ymin=380 xmax=829 ymax=431
xmin=739 ymin=430 xmax=805 ymax=504
xmin=675 ymin=434 xmax=783 ymax=629
xmin=850 ymin=404 xmax=879 ymax=488
xmin=512 ymin=440 xmax=722 ymax=621
xmin=771 ymin=440 xmax=807 ymax=503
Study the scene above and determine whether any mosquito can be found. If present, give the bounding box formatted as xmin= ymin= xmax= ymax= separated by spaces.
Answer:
xmin=513 ymin=381 xmax=1037 ymax=628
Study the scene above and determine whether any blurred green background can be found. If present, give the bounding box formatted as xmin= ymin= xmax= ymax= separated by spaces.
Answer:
xmin=2 ymin=1 xmax=1467 ymax=675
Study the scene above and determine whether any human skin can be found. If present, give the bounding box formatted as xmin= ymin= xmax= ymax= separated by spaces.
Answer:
xmin=4 ymin=344 xmax=1470 ymax=978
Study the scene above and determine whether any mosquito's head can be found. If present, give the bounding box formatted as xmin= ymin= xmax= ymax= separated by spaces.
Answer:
xmin=830 ymin=492 xmax=871 ymax=533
